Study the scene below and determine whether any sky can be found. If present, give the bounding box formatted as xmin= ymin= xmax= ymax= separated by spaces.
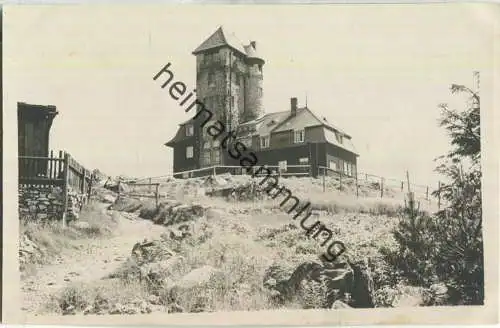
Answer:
xmin=4 ymin=4 xmax=496 ymax=187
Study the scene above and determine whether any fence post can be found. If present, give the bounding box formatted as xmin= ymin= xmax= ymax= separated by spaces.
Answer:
xmin=426 ymin=186 xmax=429 ymax=200
xmin=80 ymin=169 xmax=85 ymax=195
xmin=87 ymin=173 xmax=93 ymax=202
xmin=401 ymin=181 xmax=404 ymax=192
xmin=155 ymin=184 xmax=160 ymax=210
xmin=149 ymin=178 xmax=152 ymax=192
xmin=322 ymin=167 xmax=325 ymax=192
xmin=213 ymin=166 xmax=216 ymax=176
xmin=356 ymin=173 xmax=359 ymax=198
xmin=61 ymin=152 xmax=70 ymax=228
xmin=117 ymin=179 xmax=121 ymax=200
xmin=438 ymin=181 xmax=441 ymax=209
xmin=380 ymin=177 xmax=384 ymax=198
xmin=339 ymin=171 xmax=342 ymax=191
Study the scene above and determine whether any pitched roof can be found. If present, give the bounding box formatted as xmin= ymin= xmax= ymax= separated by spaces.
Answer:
xmin=324 ymin=128 xmax=358 ymax=155
xmin=237 ymin=110 xmax=288 ymax=136
xmin=272 ymin=107 xmax=350 ymax=137
xmin=192 ymin=26 xmax=247 ymax=56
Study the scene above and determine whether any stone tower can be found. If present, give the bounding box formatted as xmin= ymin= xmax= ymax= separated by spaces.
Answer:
xmin=192 ymin=26 xmax=265 ymax=167
xmin=242 ymin=41 xmax=265 ymax=123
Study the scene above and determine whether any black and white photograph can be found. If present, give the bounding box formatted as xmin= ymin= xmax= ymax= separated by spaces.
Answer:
xmin=2 ymin=3 xmax=498 ymax=325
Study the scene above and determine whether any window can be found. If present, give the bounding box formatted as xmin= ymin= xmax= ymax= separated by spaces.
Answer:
xmin=235 ymin=74 xmax=240 ymax=86
xmin=202 ymin=150 xmax=211 ymax=166
xmin=258 ymin=87 xmax=263 ymax=97
xmin=186 ymin=146 xmax=194 ymax=159
xmin=299 ymin=157 xmax=309 ymax=164
xmin=212 ymin=149 xmax=221 ymax=164
xmin=336 ymin=133 xmax=344 ymax=144
xmin=329 ymin=160 xmax=337 ymax=171
xmin=343 ymin=161 xmax=348 ymax=174
xmin=260 ymin=136 xmax=270 ymax=148
xmin=231 ymin=96 xmax=235 ymax=108
xmin=278 ymin=160 xmax=287 ymax=172
xmin=203 ymin=141 xmax=211 ymax=149
xmin=185 ymin=124 xmax=194 ymax=136
xmin=294 ymin=129 xmax=305 ymax=143
xmin=213 ymin=139 xmax=220 ymax=148
xmin=208 ymin=71 xmax=215 ymax=86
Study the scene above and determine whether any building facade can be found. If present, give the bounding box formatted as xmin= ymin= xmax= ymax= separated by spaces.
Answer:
xmin=165 ymin=26 xmax=359 ymax=178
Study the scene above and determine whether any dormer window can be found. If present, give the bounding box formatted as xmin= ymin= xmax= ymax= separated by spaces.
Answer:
xmin=185 ymin=124 xmax=194 ymax=137
xmin=336 ymin=133 xmax=344 ymax=144
xmin=294 ymin=129 xmax=305 ymax=143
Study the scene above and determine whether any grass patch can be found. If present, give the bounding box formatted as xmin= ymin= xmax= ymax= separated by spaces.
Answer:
xmin=44 ymin=278 xmax=150 ymax=315
xmin=19 ymin=200 xmax=119 ymax=276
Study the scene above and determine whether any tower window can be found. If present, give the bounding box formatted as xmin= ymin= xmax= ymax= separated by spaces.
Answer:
xmin=186 ymin=146 xmax=194 ymax=159
xmin=212 ymin=149 xmax=221 ymax=164
xmin=208 ymin=71 xmax=215 ymax=86
xmin=202 ymin=150 xmax=211 ymax=166
xmin=258 ymin=87 xmax=263 ymax=97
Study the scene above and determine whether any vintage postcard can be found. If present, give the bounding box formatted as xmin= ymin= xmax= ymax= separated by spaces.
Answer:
xmin=2 ymin=3 xmax=499 ymax=325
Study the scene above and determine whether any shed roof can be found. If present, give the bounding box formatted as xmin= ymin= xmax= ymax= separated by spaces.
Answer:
xmin=18 ymin=102 xmax=58 ymax=120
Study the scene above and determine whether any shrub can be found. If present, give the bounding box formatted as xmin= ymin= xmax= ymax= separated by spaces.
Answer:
xmin=383 ymin=81 xmax=483 ymax=305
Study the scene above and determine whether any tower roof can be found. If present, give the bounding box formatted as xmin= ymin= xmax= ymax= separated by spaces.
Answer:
xmin=192 ymin=26 xmax=247 ymax=56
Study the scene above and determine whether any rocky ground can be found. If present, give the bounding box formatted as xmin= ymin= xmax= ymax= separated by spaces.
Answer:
xmin=20 ymin=175 xmax=448 ymax=317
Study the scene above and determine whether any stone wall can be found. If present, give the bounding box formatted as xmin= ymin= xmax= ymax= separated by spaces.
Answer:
xmin=18 ymin=184 xmax=88 ymax=221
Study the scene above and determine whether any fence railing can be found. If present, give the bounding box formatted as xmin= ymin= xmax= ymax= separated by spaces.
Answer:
xmin=18 ymin=150 xmax=66 ymax=185
xmin=19 ymin=150 xmax=93 ymax=224
xmin=135 ymin=164 xmax=442 ymax=208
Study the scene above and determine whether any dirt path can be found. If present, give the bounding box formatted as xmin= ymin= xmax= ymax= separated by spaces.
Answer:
xmin=21 ymin=208 xmax=168 ymax=315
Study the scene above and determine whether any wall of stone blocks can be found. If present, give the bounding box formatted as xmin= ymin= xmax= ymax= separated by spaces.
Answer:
xmin=18 ymin=184 xmax=88 ymax=221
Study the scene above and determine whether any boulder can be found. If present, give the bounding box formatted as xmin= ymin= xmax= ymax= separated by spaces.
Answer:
xmin=155 ymin=203 xmax=206 ymax=226
xmin=101 ymin=194 xmax=117 ymax=204
xmin=131 ymin=239 xmax=175 ymax=264
xmin=72 ymin=221 xmax=91 ymax=230
xmin=139 ymin=256 xmax=185 ymax=293
xmin=262 ymin=263 xmax=295 ymax=304
xmin=263 ymin=258 xmax=356 ymax=309
xmin=349 ymin=259 xmax=375 ymax=308
xmin=287 ymin=259 xmax=354 ymax=308
xmin=168 ymin=265 xmax=225 ymax=311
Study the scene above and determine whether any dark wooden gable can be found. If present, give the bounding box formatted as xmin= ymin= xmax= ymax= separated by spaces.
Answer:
xmin=17 ymin=102 xmax=58 ymax=157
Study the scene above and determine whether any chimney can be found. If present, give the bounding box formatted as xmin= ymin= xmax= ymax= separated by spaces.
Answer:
xmin=291 ymin=97 xmax=297 ymax=116
xmin=250 ymin=41 xmax=256 ymax=50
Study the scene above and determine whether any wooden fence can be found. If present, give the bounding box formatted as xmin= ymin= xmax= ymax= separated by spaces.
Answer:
xmin=135 ymin=164 xmax=442 ymax=208
xmin=18 ymin=150 xmax=93 ymax=224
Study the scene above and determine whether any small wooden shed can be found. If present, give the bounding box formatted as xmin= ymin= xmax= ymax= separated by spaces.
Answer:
xmin=18 ymin=102 xmax=58 ymax=177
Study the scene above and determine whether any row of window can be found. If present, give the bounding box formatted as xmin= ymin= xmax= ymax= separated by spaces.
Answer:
xmin=328 ymin=160 xmax=355 ymax=176
xmin=185 ymin=126 xmax=306 ymax=149
xmin=186 ymin=145 xmax=354 ymax=176
xmin=258 ymin=129 xmax=305 ymax=149
xmin=185 ymin=143 xmax=221 ymax=166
